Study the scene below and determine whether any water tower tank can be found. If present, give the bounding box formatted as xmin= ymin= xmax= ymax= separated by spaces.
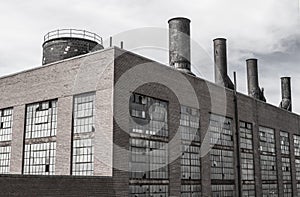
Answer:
xmin=42 ymin=29 xmax=104 ymax=65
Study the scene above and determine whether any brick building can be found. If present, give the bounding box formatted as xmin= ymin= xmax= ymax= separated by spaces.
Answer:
xmin=0 ymin=18 xmax=299 ymax=197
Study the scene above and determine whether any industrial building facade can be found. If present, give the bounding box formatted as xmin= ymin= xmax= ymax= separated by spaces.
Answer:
xmin=0 ymin=18 xmax=299 ymax=197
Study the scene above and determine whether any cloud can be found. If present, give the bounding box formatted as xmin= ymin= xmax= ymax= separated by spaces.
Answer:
xmin=0 ymin=0 xmax=300 ymax=112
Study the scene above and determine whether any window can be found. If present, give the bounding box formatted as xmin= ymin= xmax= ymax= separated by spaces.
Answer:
xmin=260 ymin=155 xmax=277 ymax=180
xmin=240 ymin=121 xmax=253 ymax=150
xmin=283 ymin=184 xmax=292 ymax=197
xmin=211 ymin=185 xmax=235 ymax=197
xmin=259 ymin=126 xmax=278 ymax=196
xmin=280 ymin=132 xmax=290 ymax=155
xmin=23 ymin=100 xmax=57 ymax=175
xmin=297 ymin=184 xmax=300 ymax=197
xmin=295 ymin=159 xmax=300 ymax=181
xmin=259 ymin=127 xmax=275 ymax=153
xmin=0 ymin=146 xmax=11 ymax=174
xmin=209 ymin=114 xmax=233 ymax=147
xmin=241 ymin=153 xmax=254 ymax=181
xmin=181 ymin=144 xmax=200 ymax=180
xmin=129 ymin=185 xmax=168 ymax=197
xmin=0 ymin=108 xmax=13 ymax=174
xmin=0 ymin=108 xmax=13 ymax=141
xmin=129 ymin=93 xmax=169 ymax=196
xmin=130 ymin=94 xmax=168 ymax=137
xmin=72 ymin=92 xmax=95 ymax=176
xmin=242 ymin=184 xmax=255 ymax=197
xmin=25 ymin=100 xmax=57 ymax=139
xmin=240 ymin=121 xmax=255 ymax=196
xmin=181 ymin=185 xmax=201 ymax=197
xmin=279 ymin=131 xmax=292 ymax=196
xmin=294 ymin=135 xmax=300 ymax=157
xmin=23 ymin=142 xmax=56 ymax=175
xmin=209 ymin=114 xmax=234 ymax=196
xmin=130 ymin=138 xmax=168 ymax=179
xmin=295 ymin=135 xmax=300 ymax=192
xmin=210 ymin=149 xmax=234 ymax=180
xmin=180 ymin=106 xmax=201 ymax=182
xmin=282 ymin=157 xmax=291 ymax=181
xmin=261 ymin=184 xmax=278 ymax=197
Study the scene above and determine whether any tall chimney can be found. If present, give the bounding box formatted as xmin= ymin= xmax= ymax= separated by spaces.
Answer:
xmin=168 ymin=17 xmax=193 ymax=75
xmin=213 ymin=38 xmax=234 ymax=89
xmin=280 ymin=77 xmax=292 ymax=111
xmin=246 ymin=58 xmax=266 ymax=101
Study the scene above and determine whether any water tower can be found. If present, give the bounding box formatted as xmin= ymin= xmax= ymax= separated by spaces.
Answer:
xmin=42 ymin=29 xmax=104 ymax=65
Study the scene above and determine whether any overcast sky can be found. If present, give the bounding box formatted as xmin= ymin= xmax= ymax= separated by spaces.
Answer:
xmin=1 ymin=0 xmax=300 ymax=113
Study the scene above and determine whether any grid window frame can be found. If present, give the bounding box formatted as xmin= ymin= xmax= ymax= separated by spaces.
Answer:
xmin=211 ymin=184 xmax=235 ymax=197
xmin=0 ymin=108 xmax=13 ymax=142
xmin=239 ymin=121 xmax=255 ymax=196
xmin=72 ymin=92 xmax=96 ymax=176
xmin=129 ymin=185 xmax=168 ymax=197
xmin=240 ymin=121 xmax=253 ymax=151
xmin=0 ymin=146 xmax=11 ymax=174
xmin=129 ymin=93 xmax=169 ymax=197
xmin=0 ymin=108 xmax=13 ymax=174
xmin=259 ymin=126 xmax=278 ymax=195
xmin=242 ymin=184 xmax=255 ymax=197
xmin=209 ymin=115 xmax=234 ymax=181
xmin=294 ymin=135 xmax=300 ymax=157
xmin=180 ymin=105 xmax=201 ymax=183
xmin=25 ymin=100 xmax=57 ymax=139
xmin=282 ymin=157 xmax=292 ymax=182
xmin=297 ymin=184 xmax=300 ymax=197
xmin=280 ymin=131 xmax=290 ymax=155
xmin=210 ymin=149 xmax=234 ymax=180
xmin=130 ymin=94 xmax=168 ymax=138
xmin=283 ymin=183 xmax=292 ymax=197
xmin=295 ymin=159 xmax=300 ymax=181
xmin=181 ymin=184 xmax=201 ymax=197
xmin=262 ymin=183 xmax=278 ymax=197
xmin=129 ymin=138 xmax=168 ymax=180
xmin=72 ymin=138 xmax=94 ymax=176
xmin=259 ymin=127 xmax=276 ymax=154
xmin=23 ymin=141 xmax=56 ymax=175
xmin=260 ymin=154 xmax=277 ymax=181
xmin=23 ymin=100 xmax=57 ymax=175
xmin=209 ymin=114 xmax=233 ymax=147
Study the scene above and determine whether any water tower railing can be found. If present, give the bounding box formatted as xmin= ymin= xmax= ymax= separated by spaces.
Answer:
xmin=44 ymin=29 xmax=103 ymax=44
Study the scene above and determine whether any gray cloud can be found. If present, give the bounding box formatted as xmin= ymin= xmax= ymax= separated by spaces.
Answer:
xmin=0 ymin=0 xmax=300 ymax=112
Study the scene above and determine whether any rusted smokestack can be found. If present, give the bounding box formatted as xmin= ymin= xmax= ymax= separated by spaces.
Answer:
xmin=246 ymin=59 xmax=266 ymax=102
xmin=168 ymin=17 xmax=193 ymax=75
xmin=213 ymin=38 xmax=234 ymax=89
xmin=246 ymin=59 xmax=260 ymax=99
xmin=280 ymin=77 xmax=292 ymax=111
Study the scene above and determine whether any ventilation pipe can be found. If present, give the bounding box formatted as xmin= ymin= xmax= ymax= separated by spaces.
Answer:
xmin=280 ymin=77 xmax=292 ymax=111
xmin=246 ymin=59 xmax=266 ymax=102
xmin=168 ymin=17 xmax=194 ymax=75
xmin=213 ymin=38 xmax=234 ymax=89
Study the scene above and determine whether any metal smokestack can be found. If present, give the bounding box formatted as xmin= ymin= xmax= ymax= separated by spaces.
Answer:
xmin=280 ymin=77 xmax=292 ymax=111
xmin=246 ymin=58 xmax=266 ymax=102
xmin=213 ymin=38 xmax=234 ymax=89
xmin=246 ymin=59 xmax=260 ymax=99
xmin=168 ymin=17 xmax=193 ymax=75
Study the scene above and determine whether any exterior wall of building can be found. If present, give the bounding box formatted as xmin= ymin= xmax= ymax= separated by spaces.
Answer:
xmin=0 ymin=47 xmax=300 ymax=196
xmin=0 ymin=174 xmax=115 ymax=196
xmin=113 ymin=48 xmax=300 ymax=197
xmin=0 ymin=48 xmax=115 ymax=177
